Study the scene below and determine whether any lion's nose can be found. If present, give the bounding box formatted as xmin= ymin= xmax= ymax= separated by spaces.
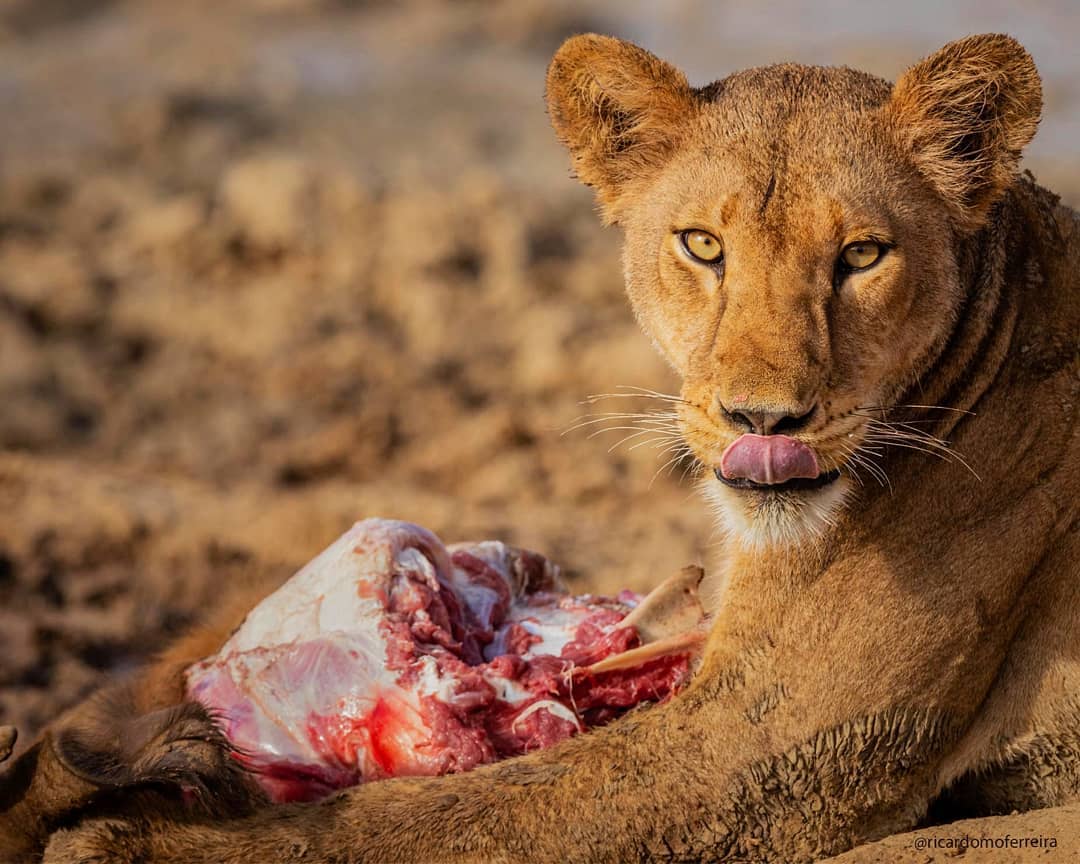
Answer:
xmin=720 ymin=404 xmax=817 ymax=436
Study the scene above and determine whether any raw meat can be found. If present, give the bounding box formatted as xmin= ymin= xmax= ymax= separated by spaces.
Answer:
xmin=186 ymin=519 xmax=704 ymax=803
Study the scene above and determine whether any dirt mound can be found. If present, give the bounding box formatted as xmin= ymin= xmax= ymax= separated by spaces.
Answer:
xmin=824 ymin=804 xmax=1080 ymax=863
xmin=0 ymin=0 xmax=711 ymax=747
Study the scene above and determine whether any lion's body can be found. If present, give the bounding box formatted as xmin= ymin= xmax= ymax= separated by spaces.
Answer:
xmin=2 ymin=33 xmax=1077 ymax=864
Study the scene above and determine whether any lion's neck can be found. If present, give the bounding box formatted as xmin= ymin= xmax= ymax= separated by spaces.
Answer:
xmin=901 ymin=187 xmax=1032 ymax=442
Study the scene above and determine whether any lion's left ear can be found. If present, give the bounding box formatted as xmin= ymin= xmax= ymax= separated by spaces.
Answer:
xmin=888 ymin=34 xmax=1042 ymax=231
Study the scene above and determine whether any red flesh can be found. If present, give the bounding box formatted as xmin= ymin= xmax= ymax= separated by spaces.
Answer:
xmin=186 ymin=520 xmax=691 ymax=803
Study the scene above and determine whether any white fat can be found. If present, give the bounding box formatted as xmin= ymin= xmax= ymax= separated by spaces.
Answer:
xmin=221 ymin=519 xmax=445 ymax=654
xmin=511 ymin=699 xmax=582 ymax=733
xmin=482 ymin=672 xmax=533 ymax=706
xmin=449 ymin=541 xmax=510 ymax=576
xmin=518 ymin=619 xmax=573 ymax=657
xmin=515 ymin=605 xmax=591 ymax=658
xmin=396 ymin=546 xmax=437 ymax=582
xmin=411 ymin=654 xmax=464 ymax=704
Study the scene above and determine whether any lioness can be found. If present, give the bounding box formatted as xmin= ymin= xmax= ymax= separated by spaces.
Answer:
xmin=3 ymin=31 xmax=1078 ymax=864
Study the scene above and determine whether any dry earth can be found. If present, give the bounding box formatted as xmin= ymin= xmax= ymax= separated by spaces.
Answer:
xmin=0 ymin=1 xmax=1077 ymax=860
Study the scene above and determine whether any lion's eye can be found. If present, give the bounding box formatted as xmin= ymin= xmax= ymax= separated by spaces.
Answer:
xmin=681 ymin=230 xmax=724 ymax=263
xmin=840 ymin=241 xmax=883 ymax=270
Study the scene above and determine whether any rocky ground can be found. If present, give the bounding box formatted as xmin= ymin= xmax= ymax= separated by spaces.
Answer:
xmin=0 ymin=1 xmax=1077 ymax=860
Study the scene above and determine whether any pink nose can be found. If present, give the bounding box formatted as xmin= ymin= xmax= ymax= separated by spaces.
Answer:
xmin=719 ymin=434 xmax=820 ymax=485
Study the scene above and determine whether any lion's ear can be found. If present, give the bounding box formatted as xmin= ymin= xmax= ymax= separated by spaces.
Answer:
xmin=888 ymin=34 xmax=1042 ymax=231
xmin=546 ymin=35 xmax=697 ymax=223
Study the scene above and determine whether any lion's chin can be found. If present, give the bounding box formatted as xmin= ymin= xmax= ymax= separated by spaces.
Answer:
xmin=701 ymin=472 xmax=853 ymax=550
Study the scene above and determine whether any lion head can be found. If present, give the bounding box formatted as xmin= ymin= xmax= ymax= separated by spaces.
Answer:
xmin=546 ymin=34 xmax=1042 ymax=547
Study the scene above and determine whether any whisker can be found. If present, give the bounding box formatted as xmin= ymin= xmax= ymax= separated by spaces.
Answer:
xmin=612 ymin=384 xmax=686 ymax=402
xmin=626 ymin=433 xmax=684 ymax=453
xmin=650 ymin=447 xmax=695 ymax=489
xmin=863 ymin=461 xmax=892 ymax=492
xmin=861 ymin=427 xmax=945 ymax=449
xmin=864 ymin=430 xmax=955 ymax=457
xmin=862 ymin=421 xmax=969 ymax=456
xmin=595 ymin=428 xmax=677 ymax=451
xmin=868 ymin=433 xmax=976 ymax=471
xmin=841 ymin=451 xmax=873 ymax=488
xmin=847 ymin=443 xmax=892 ymax=490
xmin=679 ymin=457 xmax=704 ymax=485
xmin=855 ymin=404 xmax=975 ymax=415
xmin=861 ymin=416 xmax=946 ymax=434
xmin=858 ymin=418 xmax=946 ymax=426
xmin=863 ymin=440 xmax=967 ymax=477
xmin=830 ymin=446 xmax=864 ymax=488
xmin=845 ymin=404 xmax=982 ymax=482
xmin=563 ymin=416 xmax=679 ymax=436
xmin=584 ymin=425 xmax=675 ymax=439
xmin=843 ymin=438 xmax=885 ymax=458
xmin=582 ymin=386 xmax=686 ymax=405
xmin=567 ymin=410 xmax=681 ymax=422
xmin=652 ymin=440 xmax=691 ymax=459
xmin=562 ymin=412 xmax=680 ymax=434
xmin=806 ymin=498 xmax=839 ymax=531
xmin=863 ymin=435 xmax=981 ymax=481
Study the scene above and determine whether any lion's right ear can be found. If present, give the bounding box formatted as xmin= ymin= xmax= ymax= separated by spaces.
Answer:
xmin=546 ymin=35 xmax=697 ymax=223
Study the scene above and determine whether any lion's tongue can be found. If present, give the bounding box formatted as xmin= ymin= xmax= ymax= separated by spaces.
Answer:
xmin=719 ymin=434 xmax=819 ymax=485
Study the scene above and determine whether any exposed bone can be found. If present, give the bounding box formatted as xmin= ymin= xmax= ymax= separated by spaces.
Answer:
xmin=619 ymin=565 xmax=705 ymax=645
xmin=584 ymin=628 xmax=708 ymax=675
xmin=582 ymin=566 xmax=708 ymax=675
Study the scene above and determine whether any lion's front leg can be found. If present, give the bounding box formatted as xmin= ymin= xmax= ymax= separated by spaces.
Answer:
xmin=42 ymin=770 xmax=569 ymax=864
xmin=42 ymin=535 xmax=1035 ymax=864
xmin=41 ymin=668 xmax=959 ymax=864
xmin=42 ymin=695 xmax=736 ymax=864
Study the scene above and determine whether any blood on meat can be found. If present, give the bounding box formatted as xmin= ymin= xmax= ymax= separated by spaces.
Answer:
xmin=186 ymin=519 xmax=698 ymax=803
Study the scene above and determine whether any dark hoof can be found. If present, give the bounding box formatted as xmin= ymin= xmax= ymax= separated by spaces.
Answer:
xmin=0 ymin=726 xmax=15 ymax=763
xmin=52 ymin=692 xmax=260 ymax=815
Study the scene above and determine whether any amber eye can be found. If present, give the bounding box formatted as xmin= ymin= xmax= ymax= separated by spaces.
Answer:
xmin=681 ymin=229 xmax=724 ymax=263
xmin=840 ymin=241 xmax=883 ymax=270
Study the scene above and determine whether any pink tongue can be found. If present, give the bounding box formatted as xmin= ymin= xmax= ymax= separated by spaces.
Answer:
xmin=719 ymin=434 xmax=820 ymax=485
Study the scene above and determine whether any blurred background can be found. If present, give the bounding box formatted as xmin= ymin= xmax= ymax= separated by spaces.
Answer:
xmin=1 ymin=0 xmax=1076 ymax=748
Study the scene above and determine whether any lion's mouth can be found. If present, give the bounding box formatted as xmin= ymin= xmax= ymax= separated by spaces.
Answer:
xmin=715 ymin=433 xmax=839 ymax=493
xmin=713 ymin=467 xmax=842 ymax=493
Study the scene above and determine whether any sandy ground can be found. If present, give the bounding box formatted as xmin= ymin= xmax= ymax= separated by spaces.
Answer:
xmin=0 ymin=1 xmax=1077 ymax=860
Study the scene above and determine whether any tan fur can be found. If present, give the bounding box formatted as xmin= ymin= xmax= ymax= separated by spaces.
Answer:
xmin=3 ymin=34 xmax=1077 ymax=864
